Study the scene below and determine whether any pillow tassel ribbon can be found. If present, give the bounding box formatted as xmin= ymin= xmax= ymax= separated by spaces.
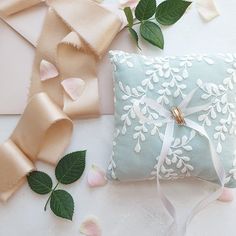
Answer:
xmin=0 ymin=0 xmax=121 ymax=201
xmin=134 ymin=88 xmax=226 ymax=235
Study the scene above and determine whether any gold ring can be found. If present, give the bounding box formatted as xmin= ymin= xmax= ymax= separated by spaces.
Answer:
xmin=171 ymin=107 xmax=185 ymax=125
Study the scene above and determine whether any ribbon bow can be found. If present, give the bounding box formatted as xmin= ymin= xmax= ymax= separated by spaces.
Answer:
xmin=0 ymin=0 xmax=121 ymax=201
xmin=134 ymin=89 xmax=226 ymax=235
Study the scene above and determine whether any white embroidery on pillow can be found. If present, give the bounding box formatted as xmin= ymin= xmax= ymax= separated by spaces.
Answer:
xmin=108 ymin=128 xmax=120 ymax=180
xmin=150 ymin=130 xmax=196 ymax=180
xmin=225 ymin=151 xmax=236 ymax=185
xmin=110 ymin=51 xmax=134 ymax=70
xmin=197 ymin=54 xmax=236 ymax=154
xmin=109 ymin=51 xmax=236 ymax=182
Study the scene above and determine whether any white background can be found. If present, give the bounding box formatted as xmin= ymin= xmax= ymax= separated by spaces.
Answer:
xmin=1 ymin=0 xmax=236 ymax=235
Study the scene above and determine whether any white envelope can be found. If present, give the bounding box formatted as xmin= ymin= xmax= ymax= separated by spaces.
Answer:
xmin=0 ymin=3 xmax=47 ymax=114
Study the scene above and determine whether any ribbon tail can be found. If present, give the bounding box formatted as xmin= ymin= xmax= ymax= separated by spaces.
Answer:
xmin=178 ymin=88 xmax=198 ymax=111
xmin=183 ymin=102 xmax=213 ymax=117
xmin=156 ymin=121 xmax=177 ymax=236
xmin=183 ymin=118 xmax=225 ymax=230
xmin=144 ymin=97 xmax=171 ymax=118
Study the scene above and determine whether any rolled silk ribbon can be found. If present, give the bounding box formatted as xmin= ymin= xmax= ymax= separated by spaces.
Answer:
xmin=0 ymin=0 xmax=121 ymax=201
xmin=0 ymin=93 xmax=73 ymax=201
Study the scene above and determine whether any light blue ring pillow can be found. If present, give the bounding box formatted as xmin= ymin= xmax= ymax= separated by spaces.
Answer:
xmin=107 ymin=50 xmax=236 ymax=188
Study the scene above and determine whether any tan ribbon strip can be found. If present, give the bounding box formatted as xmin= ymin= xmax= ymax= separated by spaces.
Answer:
xmin=0 ymin=93 xmax=73 ymax=201
xmin=29 ymin=0 xmax=121 ymax=118
xmin=0 ymin=0 xmax=43 ymax=16
xmin=0 ymin=0 xmax=121 ymax=201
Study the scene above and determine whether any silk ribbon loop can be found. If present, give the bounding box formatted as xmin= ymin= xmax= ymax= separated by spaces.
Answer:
xmin=134 ymin=89 xmax=226 ymax=235
xmin=0 ymin=93 xmax=73 ymax=201
xmin=11 ymin=93 xmax=73 ymax=164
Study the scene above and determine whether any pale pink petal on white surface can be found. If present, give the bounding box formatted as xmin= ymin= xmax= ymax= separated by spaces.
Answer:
xmin=87 ymin=164 xmax=108 ymax=188
xmin=218 ymin=188 xmax=234 ymax=202
xmin=40 ymin=59 xmax=59 ymax=81
xmin=61 ymin=78 xmax=85 ymax=101
xmin=196 ymin=0 xmax=220 ymax=21
xmin=80 ymin=216 xmax=102 ymax=236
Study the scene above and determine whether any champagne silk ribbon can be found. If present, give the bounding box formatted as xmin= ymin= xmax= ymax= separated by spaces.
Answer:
xmin=134 ymin=89 xmax=225 ymax=235
xmin=0 ymin=0 xmax=121 ymax=201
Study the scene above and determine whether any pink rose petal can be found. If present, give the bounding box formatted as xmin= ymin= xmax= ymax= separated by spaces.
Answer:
xmin=80 ymin=216 xmax=102 ymax=236
xmin=40 ymin=59 xmax=59 ymax=81
xmin=61 ymin=78 xmax=85 ymax=101
xmin=87 ymin=165 xmax=107 ymax=188
xmin=218 ymin=187 xmax=234 ymax=202
xmin=196 ymin=0 xmax=220 ymax=22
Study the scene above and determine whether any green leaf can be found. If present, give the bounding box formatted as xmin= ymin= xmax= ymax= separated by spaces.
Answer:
xmin=55 ymin=150 xmax=86 ymax=184
xmin=129 ymin=28 xmax=141 ymax=50
xmin=124 ymin=7 xmax=134 ymax=27
xmin=155 ymin=0 xmax=192 ymax=26
xmin=27 ymin=171 xmax=53 ymax=195
xmin=135 ymin=0 xmax=156 ymax=21
xmin=140 ymin=21 xmax=164 ymax=49
xmin=50 ymin=190 xmax=74 ymax=220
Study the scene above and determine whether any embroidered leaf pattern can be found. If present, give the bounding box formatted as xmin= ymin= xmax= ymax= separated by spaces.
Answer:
xmin=197 ymin=55 xmax=236 ymax=154
xmin=151 ymin=130 xmax=196 ymax=179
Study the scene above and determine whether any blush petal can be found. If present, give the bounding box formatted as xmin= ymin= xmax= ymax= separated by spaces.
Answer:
xmin=61 ymin=78 xmax=86 ymax=101
xmin=218 ymin=188 xmax=234 ymax=202
xmin=196 ymin=0 xmax=220 ymax=21
xmin=40 ymin=59 xmax=59 ymax=81
xmin=80 ymin=216 xmax=102 ymax=236
xmin=87 ymin=165 xmax=107 ymax=188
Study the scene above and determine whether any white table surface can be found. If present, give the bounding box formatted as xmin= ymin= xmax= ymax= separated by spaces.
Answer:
xmin=1 ymin=0 xmax=236 ymax=235
xmin=0 ymin=115 xmax=236 ymax=236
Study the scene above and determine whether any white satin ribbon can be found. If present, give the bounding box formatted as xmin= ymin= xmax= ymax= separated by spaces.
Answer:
xmin=134 ymin=88 xmax=225 ymax=236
